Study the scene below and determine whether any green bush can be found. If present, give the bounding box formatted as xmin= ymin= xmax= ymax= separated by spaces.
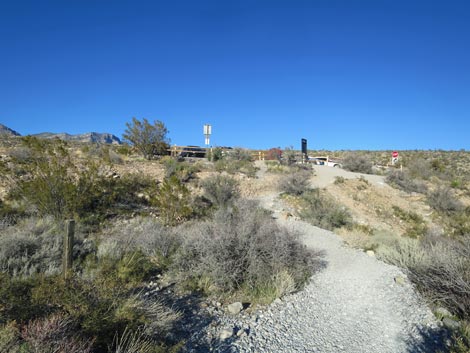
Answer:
xmin=172 ymin=199 xmax=319 ymax=300
xmin=214 ymin=159 xmax=258 ymax=178
xmin=392 ymin=206 xmax=427 ymax=238
xmin=9 ymin=138 xmax=156 ymax=224
xmin=278 ymin=170 xmax=311 ymax=195
xmin=299 ymin=189 xmax=353 ymax=230
xmin=161 ymin=157 xmax=199 ymax=182
xmin=201 ymin=174 xmax=240 ymax=209
xmin=152 ymin=176 xmax=193 ymax=226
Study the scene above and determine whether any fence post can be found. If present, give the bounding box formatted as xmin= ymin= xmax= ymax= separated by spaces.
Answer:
xmin=63 ymin=219 xmax=75 ymax=279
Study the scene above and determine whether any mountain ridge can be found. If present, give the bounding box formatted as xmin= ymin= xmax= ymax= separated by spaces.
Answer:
xmin=0 ymin=123 xmax=121 ymax=144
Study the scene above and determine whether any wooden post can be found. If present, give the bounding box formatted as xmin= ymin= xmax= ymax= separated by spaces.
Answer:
xmin=63 ymin=219 xmax=75 ymax=279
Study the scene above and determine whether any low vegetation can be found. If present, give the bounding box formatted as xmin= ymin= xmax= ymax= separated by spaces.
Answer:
xmin=172 ymin=199 xmax=320 ymax=302
xmin=341 ymin=153 xmax=374 ymax=174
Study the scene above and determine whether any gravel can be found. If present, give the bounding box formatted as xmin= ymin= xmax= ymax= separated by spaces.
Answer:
xmin=181 ymin=165 xmax=448 ymax=352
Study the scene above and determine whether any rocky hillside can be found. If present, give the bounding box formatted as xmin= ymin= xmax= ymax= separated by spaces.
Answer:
xmin=0 ymin=123 xmax=21 ymax=137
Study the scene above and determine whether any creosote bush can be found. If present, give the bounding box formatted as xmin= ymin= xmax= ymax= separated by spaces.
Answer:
xmin=201 ymin=174 xmax=240 ymax=209
xmin=161 ymin=156 xmax=199 ymax=182
xmin=278 ymin=170 xmax=311 ymax=195
xmin=152 ymin=176 xmax=194 ymax=226
xmin=8 ymin=138 xmax=156 ymax=224
xmin=172 ymin=199 xmax=320 ymax=301
xmin=299 ymin=189 xmax=353 ymax=230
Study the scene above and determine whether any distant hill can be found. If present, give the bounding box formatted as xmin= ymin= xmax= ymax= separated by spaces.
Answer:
xmin=32 ymin=132 xmax=122 ymax=144
xmin=0 ymin=123 xmax=21 ymax=137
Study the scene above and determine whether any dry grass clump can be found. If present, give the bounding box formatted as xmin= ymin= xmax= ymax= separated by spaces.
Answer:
xmin=98 ymin=217 xmax=182 ymax=270
xmin=0 ymin=217 xmax=92 ymax=277
xmin=172 ymin=199 xmax=320 ymax=301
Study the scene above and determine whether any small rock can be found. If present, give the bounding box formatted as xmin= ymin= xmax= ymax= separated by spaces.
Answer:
xmin=273 ymin=298 xmax=282 ymax=305
xmin=443 ymin=317 xmax=460 ymax=330
xmin=219 ymin=328 xmax=233 ymax=341
xmin=435 ymin=307 xmax=452 ymax=318
xmin=227 ymin=302 xmax=243 ymax=315
xmin=394 ymin=276 xmax=405 ymax=285
xmin=366 ymin=250 xmax=375 ymax=257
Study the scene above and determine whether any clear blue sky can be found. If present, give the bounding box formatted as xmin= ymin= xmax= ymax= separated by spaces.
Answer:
xmin=1 ymin=0 xmax=469 ymax=150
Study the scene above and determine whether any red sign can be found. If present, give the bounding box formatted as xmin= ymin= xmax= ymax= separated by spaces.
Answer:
xmin=392 ymin=151 xmax=399 ymax=158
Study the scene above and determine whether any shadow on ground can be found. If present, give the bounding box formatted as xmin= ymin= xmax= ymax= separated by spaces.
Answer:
xmin=405 ymin=325 xmax=450 ymax=353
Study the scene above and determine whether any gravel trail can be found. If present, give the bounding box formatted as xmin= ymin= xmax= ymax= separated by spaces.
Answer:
xmin=184 ymin=164 xmax=446 ymax=352
xmin=222 ymin=193 xmax=443 ymax=353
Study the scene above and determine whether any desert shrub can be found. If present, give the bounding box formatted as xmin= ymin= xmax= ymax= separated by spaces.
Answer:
xmin=172 ymin=199 xmax=318 ymax=300
xmin=407 ymin=158 xmax=434 ymax=180
xmin=0 ymin=217 xmax=94 ymax=277
xmin=115 ymin=144 xmax=133 ymax=156
xmin=161 ymin=157 xmax=199 ymax=182
xmin=265 ymin=161 xmax=288 ymax=174
xmin=299 ymin=189 xmax=353 ymax=230
xmin=427 ymin=186 xmax=463 ymax=214
xmin=227 ymin=148 xmax=253 ymax=162
xmin=281 ymin=147 xmax=296 ymax=166
xmin=8 ymin=146 xmax=33 ymax=163
xmin=342 ymin=153 xmax=373 ymax=174
xmin=30 ymin=271 xmax=179 ymax=351
xmin=152 ymin=176 xmax=193 ymax=226
xmin=0 ymin=274 xmax=42 ymax=324
xmin=448 ymin=207 xmax=470 ymax=237
xmin=201 ymin=174 xmax=240 ymax=209
xmin=207 ymin=147 xmax=224 ymax=162
xmin=334 ymin=176 xmax=345 ymax=184
xmin=123 ymin=117 xmax=170 ymax=160
xmin=0 ymin=321 xmax=21 ymax=353
xmin=376 ymin=236 xmax=470 ymax=319
xmin=21 ymin=312 xmax=94 ymax=353
xmin=97 ymin=217 xmax=182 ymax=270
xmin=10 ymin=138 xmax=156 ymax=224
xmin=386 ymin=169 xmax=428 ymax=194
xmin=214 ymin=159 xmax=258 ymax=178
xmin=278 ymin=170 xmax=311 ymax=195
xmin=392 ymin=206 xmax=427 ymax=238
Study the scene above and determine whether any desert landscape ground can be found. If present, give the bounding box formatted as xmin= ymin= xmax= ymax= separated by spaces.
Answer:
xmin=0 ymin=131 xmax=469 ymax=352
